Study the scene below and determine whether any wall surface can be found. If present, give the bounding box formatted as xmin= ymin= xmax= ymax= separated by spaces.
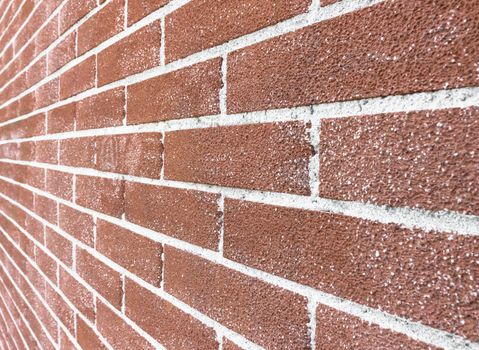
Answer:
xmin=0 ymin=0 xmax=477 ymax=349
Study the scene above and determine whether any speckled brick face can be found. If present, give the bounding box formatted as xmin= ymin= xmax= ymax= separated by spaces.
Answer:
xmin=0 ymin=0 xmax=477 ymax=349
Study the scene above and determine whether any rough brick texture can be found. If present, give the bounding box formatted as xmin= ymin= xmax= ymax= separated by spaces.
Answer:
xmin=0 ymin=0 xmax=477 ymax=349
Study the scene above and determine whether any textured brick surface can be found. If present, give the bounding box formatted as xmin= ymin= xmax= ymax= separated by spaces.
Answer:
xmin=0 ymin=0 xmax=477 ymax=348
xmin=125 ymin=182 xmax=220 ymax=249
xmin=228 ymin=0 xmax=479 ymax=113
xmin=127 ymin=59 xmax=222 ymax=124
xmin=224 ymin=199 xmax=479 ymax=339
xmin=165 ymin=122 xmax=312 ymax=194
xmin=98 ymin=21 xmax=161 ymax=85
xmin=166 ymin=0 xmax=310 ymax=62
xmin=320 ymin=107 xmax=479 ymax=215
xmin=164 ymin=246 xmax=310 ymax=349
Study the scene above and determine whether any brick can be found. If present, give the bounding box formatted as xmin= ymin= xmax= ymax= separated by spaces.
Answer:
xmin=97 ymin=21 xmax=161 ymax=85
xmin=165 ymin=246 xmax=310 ymax=349
xmin=59 ymin=137 xmax=96 ymax=168
xmin=45 ymin=227 xmax=72 ymax=267
xmin=315 ymin=304 xmax=438 ymax=349
xmin=58 ymin=204 xmax=94 ymax=246
xmin=96 ymin=220 xmax=162 ymax=286
xmin=223 ymin=199 xmax=479 ymax=340
xmin=227 ymin=0 xmax=479 ymax=113
xmin=34 ymin=194 xmax=57 ymax=225
xmin=76 ymin=87 xmax=125 ymax=130
xmin=165 ymin=121 xmax=312 ymax=195
xmin=45 ymin=283 xmax=74 ymax=334
xmin=46 ymin=170 xmax=72 ymax=201
xmin=26 ymin=56 xmax=47 ymax=87
xmin=35 ymin=14 xmax=59 ymax=55
xmin=35 ymin=78 xmax=59 ymax=109
xmin=60 ymin=330 xmax=76 ymax=350
xmin=127 ymin=59 xmax=222 ymax=124
xmin=60 ymin=55 xmax=96 ymax=99
xmin=76 ymin=176 xmax=125 ymax=217
xmin=59 ymin=267 xmax=95 ymax=321
xmin=166 ymin=0 xmax=309 ymax=62
xmin=78 ymin=0 xmax=124 ymax=55
xmin=47 ymin=102 xmax=76 ymax=134
xmin=76 ymin=247 xmax=122 ymax=309
xmin=125 ymin=182 xmax=220 ymax=249
xmin=48 ymin=31 xmax=76 ymax=74
xmin=35 ymin=140 xmax=58 ymax=164
xmin=96 ymin=133 xmax=162 ymax=178
xmin=60 ymin=0 xmax=96 ymax=34
xmin=35 ymin=248 xmax=57 ymax=284
xmin=125 ymin=278 xmax=218 ymax=348
xmin=96 ymin=301 xmax=155 ymax=350
xmin=223 ymin=339 xmax=243 ymax=350
xmin=127 ymin=0 xmax=167 ymax=25
xmin=76 ymin=315 xmax=107 ymax=349
xmin=320 ymin=107 xmax=479 ymax=215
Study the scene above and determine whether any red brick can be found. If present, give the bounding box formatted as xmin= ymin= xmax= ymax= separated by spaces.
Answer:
xmin=127 ymin=0 xmax=167 ymax=25
xmin=315 ymin=304 xmax=438 ymax=349
xmin=2 ymin=113 xmax=45 ymax=139
xmin=60 ymin=0 xmax=96 ymax=34
xmin=227 ymin=0 xmax=479 ymax=113
xmin=60 ymin=55 xmax=96 ymax=99
xmin=26 ymin=57 xmax=47 ymax=87
xmin=96 ymin=220 xmax=162 ymax=286
xmin=224 ymin=199 xmax=479 ymax=340
xmin=78 ymin=0 xmax=124 ymax=55
xmin=96 ymin=301 xmax=154 ymax=350
xmin=35 ymin=248 xmax=57 ymax=284
xmin=127 ymin=59 xmax=222 ymax=124
xmin=35 ymin=140 xmax=58 ymax=164
xmin=58 ymin=204 xmax=94 ymax=246
xmin=76 ymin=315 xmax=107 ymax=349
xmin=59 ymin=267 xmax=95 ymax=321
xmin=45 ymin=227 xmax=72 ymax=267
xmin=25 ymin=215 xmax=44 ymax=242
xmin=320 ymin=107 xmax=479 ymax=215
xmin=76 ymin=247 xmax=122 ymax=309
xmin=35 ymin=78 xmax=59 ymax=109
xmin=125 ymin=278 xmax=218 ymax=348
xmin=60 ymin=330 xmax=76 ymax=350
xmin=34 ymin=194 xmax=57 ymax=225
xmin=48 ymin=31 xmax=76 ymax=74
xmin=96 ymin=133 xmax=162 ymax=178
xmin=125 ymin=182 xmax=220 ymax=249
xmin=45 ymin=283 xmax=75 ymax=334
xmin=76 ymin=176 xmax=125 ymax=217
xmin=46 ymin=170 xmax=72 ymax=201
xmin=35 ymin=14 xmax=59 ymax=55
xmin=166 ymin=0 xmax=309 ymax=62
xmin=165 ymin=121 xmax=312 ymax=195
xmin=47 ymin=102 xmax=76 ymax=134
xmin=223 ymin=339 xmax=243 ymax=350
xmin=97 ymin=21 xmax=161 ymax=85
xmin=165 ymin=246 xmax=310 ymax=349
xmin=76 ymin=87 xmax=125 ymax=130
xmin=59 ymin=137 xmax=96 ymax=168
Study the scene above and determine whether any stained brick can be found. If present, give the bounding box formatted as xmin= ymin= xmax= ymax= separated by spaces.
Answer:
xmin=76 ymin=176 xmax=125 ymax=217
xmin=76 ymin=87 xmax=125 ymax=130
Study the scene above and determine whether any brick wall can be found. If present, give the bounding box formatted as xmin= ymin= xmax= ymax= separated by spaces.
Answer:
xmin=0 ymin=0 xmax=477 ymax=349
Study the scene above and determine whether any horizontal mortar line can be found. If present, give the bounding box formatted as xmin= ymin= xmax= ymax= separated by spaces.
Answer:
xmin=1 ymin=159 xmax=478 ymax=236
xmin=0 ymin=204 xmax=263 ymax=350
xmin=0 ymin=227 xmax=117 ymax=350
xmin=0 ymin=222 xmax=144 ymax=350
xmin=0 ymin=0 xmax=384 ymax=122
xmin=0 ymin=256 xmax=59 ymax=350
xmin=0 ymin=85 xmax=478 ymax=144
xmin=0 ymin=273 xmax=48 ymax=350
xmin=0 ymin=185 xmax=476 ymax=350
